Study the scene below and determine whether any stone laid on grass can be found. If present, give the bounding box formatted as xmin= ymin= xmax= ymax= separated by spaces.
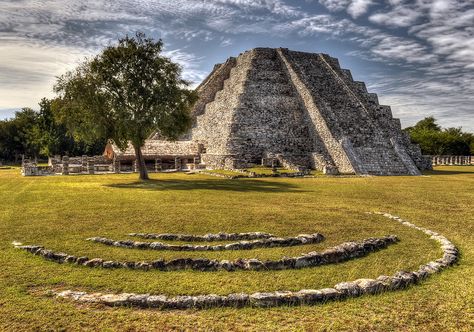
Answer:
xmin=15 ymin=235 xmax=398 ymax=272
xmin=46 ymin=212 xmax=459 ymax=309
xmin=86 ymin=233 xmax=325 ymax=251
xmin=128 ymin=231 xmax=275 ymax=242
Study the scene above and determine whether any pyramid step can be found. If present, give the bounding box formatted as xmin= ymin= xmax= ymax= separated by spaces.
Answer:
xmin=239 ymin=95 xmax=303 ymax=109
xmin=244 ymin=82 xmax=295 ymax=95
xmin=341 ymin=69 xmax=353 ymax=81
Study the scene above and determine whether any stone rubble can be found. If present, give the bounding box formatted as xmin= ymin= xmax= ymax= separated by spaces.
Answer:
xmin=86 ymin=233 xmax=325 ymax=251
xmin=15 ymin=236 xmax=397 ymax=272
xmin=47 ymin=212 xmax=458 ymax=309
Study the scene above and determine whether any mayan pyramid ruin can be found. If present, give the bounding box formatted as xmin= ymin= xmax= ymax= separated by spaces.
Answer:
xmin=113 ymin=47 xmax=429 ymax=175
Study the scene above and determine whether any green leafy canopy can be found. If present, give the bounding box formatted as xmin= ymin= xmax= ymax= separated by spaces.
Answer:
xmin=53 ymin=32 xmax=198 ymax=151
xmin=405 ymin=117 xmax=473 ymax=155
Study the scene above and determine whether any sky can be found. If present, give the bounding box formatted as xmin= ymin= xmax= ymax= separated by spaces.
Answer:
xmin=0 ymin=0 xmax=473 ymax=131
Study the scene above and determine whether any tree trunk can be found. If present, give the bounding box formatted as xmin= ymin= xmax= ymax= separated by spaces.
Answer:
xmin=133 ymin=144 xmax=149 ymax=180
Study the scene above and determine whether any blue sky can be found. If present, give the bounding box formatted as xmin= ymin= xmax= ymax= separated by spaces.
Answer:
xmin=0 ymin=0 xmax=473 ymax=130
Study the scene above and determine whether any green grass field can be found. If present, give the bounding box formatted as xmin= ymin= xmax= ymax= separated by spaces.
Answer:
xmin=0 ymin=167 xmax=473 ymax=331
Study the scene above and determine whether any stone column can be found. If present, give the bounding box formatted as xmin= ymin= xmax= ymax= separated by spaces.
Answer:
xmin=155 ymin=158 xmax=162 ymax=172
xmin=133 ymin=160 xmax=138 ymax=173
xmin=62 ymin=156 xmax=69 ymax=175
xmin=82 ymin=155 xmax=88 ymax=172
xmin=271 ymin=159 xmax=278 ymax=175
xmin=113 ymin=158 xmax=121 ymax=173
xmin=87 ymin=159 xmax=95 ymax=174
xmin=175 ymin=157 xmax=181 ymax=170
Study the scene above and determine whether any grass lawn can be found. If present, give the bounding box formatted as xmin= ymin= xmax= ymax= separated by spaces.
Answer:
xmin=199 ymin=169 xmax=246 ymax=177
xmin=0 ymin=166 xmax=473 ymax=331
xmin=246 ymin=166 xmax=299 ymax=175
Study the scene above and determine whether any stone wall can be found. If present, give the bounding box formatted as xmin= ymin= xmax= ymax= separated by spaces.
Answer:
xmin=112 ymin=141 xmax=202 ymax=160
xmin=191 ymin=50 xmax=254 ymax=168
xmin=324 ymin=56 xmax=428 ymax=172
xmin=21 ymin=159 xmax=53 ymax=176
xmin=431 ymin=155 xmax=473 ymax=165
xmin=284 ymin=50 xmax=420 ymax=175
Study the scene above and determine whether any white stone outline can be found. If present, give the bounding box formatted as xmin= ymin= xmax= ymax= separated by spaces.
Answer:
xmin=29 ymin=213 xmax=461 ymax=309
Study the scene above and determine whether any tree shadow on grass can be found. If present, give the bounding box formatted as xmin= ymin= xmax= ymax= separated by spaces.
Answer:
xmin=105 ymin=178 xmax=306 ymax=193
xmin=423 ymin=168 xmax=474 ymax=176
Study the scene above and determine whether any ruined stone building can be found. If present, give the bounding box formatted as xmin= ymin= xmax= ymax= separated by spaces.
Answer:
xmin=109 ymin=48 xmax=429 ymax=175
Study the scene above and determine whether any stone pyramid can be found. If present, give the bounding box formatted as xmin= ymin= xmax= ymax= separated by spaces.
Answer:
xmin=149 ymin=47 xmax=429 ymax=175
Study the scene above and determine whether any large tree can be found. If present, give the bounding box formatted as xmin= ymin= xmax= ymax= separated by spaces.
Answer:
xmin=0 ymin=108 xmax=39 ymax=163
xmin=0 ymin=100 xmax=106 ymax=163
xmin=53 ymin=33 xmax=198 ymax=180
xmin=405 ymin=117 xmax=473 ymax=155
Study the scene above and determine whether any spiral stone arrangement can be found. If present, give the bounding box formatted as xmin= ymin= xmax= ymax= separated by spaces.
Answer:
xmin=16 ymin=235 xmax=397 ymax=272
xmin=13 ymin=213 xmax=459 ymax=309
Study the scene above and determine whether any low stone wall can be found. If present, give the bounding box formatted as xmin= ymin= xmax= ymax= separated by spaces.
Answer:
xmin=431 ymin=155 xmax=472 ymax=166
xmin=21 ymin=164 xmax=53 ymax=176
xmin=86 ymin=233 xmax=325 ymax=251
xmin=129 ymin=232 xmax=275 ymax=241
xmin=21 ymin=155 xmax=114 ymax=176
xmin=36 ymin=212 xmax=457 ymax=309
xmin=16 ymin=235 xmax=396 ymax=272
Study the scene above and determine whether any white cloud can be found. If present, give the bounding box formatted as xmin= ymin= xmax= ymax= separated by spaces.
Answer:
xmin=347 ymin=0 xmax=374 ymax=18
xmin=0 ymin=41 xmax=93 ymax=109
xmin=220 ymin=37 xmax=233 ymax=47
xmin=162 ymin=49 xmax=207 ymax=85
xmin=369 ymin=6 xmax=421 ymax=27
xmin=319 ymin=0 xmax=375 ymax=18
xmin=370 ymin=36 xmax=436 ymax=63
xmin=318 ymin=0 xmax=350 ymax=11
xmin=0 ymin=0 xmax=472 ymax=130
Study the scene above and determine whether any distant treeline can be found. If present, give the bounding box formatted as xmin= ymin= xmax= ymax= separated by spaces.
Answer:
xmin=0 ymin=98 xmax=106 ymax=163
xmin=404 ymin=117 xmax=473 ymax=156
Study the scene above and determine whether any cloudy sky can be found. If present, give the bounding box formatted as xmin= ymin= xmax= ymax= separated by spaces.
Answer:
xmin=0 ymin=0 xmax=473 ymax=130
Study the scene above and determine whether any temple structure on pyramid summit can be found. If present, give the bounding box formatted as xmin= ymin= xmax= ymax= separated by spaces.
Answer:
xmin=107 ymin=47 xmax=432 ymax=176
